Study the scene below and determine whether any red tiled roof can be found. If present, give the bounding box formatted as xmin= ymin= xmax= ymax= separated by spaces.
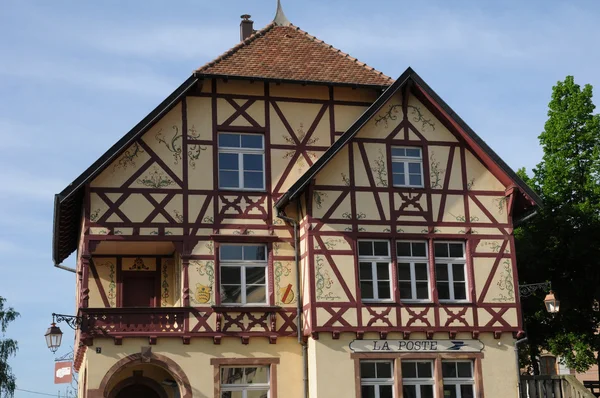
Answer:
xmin=196 ymin=24 xmax=393 ymax=86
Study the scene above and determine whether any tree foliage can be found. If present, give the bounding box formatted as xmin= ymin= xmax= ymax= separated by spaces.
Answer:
xmin=0 ymin=297 xmax=18 ymax=398
xmin=516 ymin=76 xmax=600 ymax=373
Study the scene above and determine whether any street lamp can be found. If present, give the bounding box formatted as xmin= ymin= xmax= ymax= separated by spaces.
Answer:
xmin=543 ymin=291 xmax=560 ymax=314
xmin=45 ymin=313 xmax=82 ymax=354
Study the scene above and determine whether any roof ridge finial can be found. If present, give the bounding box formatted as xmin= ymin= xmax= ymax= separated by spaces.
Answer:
xmin=273 ymin=0 xmax=291 ymax=26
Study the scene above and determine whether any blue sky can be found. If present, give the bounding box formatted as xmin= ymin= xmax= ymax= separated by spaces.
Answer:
xmin=1 ymin=0 xmax=599 ymax=396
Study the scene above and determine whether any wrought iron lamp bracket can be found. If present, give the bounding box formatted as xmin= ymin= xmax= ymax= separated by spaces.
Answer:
xmin=52 ymin=313 xmax=82 ymax=330
xmin=518 ymin=282 xmax=551 ymax=298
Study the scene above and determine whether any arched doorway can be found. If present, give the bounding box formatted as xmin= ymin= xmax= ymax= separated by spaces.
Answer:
xmin=115 ymin=383 xmax=161 ymax=398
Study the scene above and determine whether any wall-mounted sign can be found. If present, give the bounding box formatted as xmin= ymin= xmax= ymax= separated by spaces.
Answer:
xmin=54 ymin=361 xmax=73 ymax=384
xmin=349 ymin=340 xmax=484 ymax=353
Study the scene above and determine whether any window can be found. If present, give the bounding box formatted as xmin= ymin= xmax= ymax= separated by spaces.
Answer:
xmin=402 ymin=361 xmax=435 ymax=398
xmin=220 ymin=366 xmax=270 ymax=398
xmin=220 ymin=244 xmax=267 ymax=305
xmin=442 ymin=361 xmax=475 ymax=398
xmin=435 ymin=242 xmax=468 ymax=302
xmin=397 ymin=241 xmax=430 ymax=301
xmin=358 ymin=241 xmax=392 ymax=301
xmin=218 ymin=133 xmax=265 ymax=190
xmin=360 ymin=361 xmax=394 ymax=398
xmin=392 ymin=147 xmax=423 ymax=187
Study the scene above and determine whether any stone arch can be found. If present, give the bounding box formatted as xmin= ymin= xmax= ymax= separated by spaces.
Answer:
xmin=97 ymin=353 xmax=192 ymax=398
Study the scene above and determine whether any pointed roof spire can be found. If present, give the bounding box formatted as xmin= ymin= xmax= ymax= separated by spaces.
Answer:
xmin=273 ymin=0 xmax=291 ymax=26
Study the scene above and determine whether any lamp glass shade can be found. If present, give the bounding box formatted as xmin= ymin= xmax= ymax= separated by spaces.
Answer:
xmin=45 ymin=323 xmax=63 ymax=353
xmin=544 ymin=292 xmax=560 ymax=314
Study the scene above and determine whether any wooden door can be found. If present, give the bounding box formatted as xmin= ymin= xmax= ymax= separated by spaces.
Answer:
xmin=122 ymin=275 xmax=157 ymax=307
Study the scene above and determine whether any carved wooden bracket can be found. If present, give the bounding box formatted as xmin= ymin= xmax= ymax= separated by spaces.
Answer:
xmin=241 ymin=336 xmax=250 ymax=345
xmin=379 ymin=331 xmax=388 ymax=340
xmin=403 ymin=331 xmax=411 ymax=340
xmin=182 ymin=336 xmax=191 ymax=345
xmin=113 ymin=336 xmax=123 ymax=345
xmin=356 ymin=331 xmax=364 ymax=340
xmin=332 ymin=331 xmax=340 ymax=340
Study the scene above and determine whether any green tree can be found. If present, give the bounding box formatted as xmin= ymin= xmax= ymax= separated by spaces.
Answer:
xmin=516 ymin=76 xmax=600 ymax=375
xmin=0 ymin=297 xmax=18 ymax=398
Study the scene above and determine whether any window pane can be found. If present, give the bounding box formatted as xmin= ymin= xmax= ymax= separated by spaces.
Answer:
xmin=416 ymin=282 xmax=429 ymax=299
xmin=221 ymin=285 xmax=242 ymax=303
xmin=457 ymin=362 xmax=473 ymax=378
xmin=221 ymin=367 xmax=244 ymax=384
xmin=460 ymin=384 xmax=475 ymax=398
xmin=414 ymin=263 xmax=428 ymax=280
xmin=406 ymin=148 xmax=421 ymax=157
xmin=221 ymin=391 xmax=243 ymax=398
xmin=398 ymin=263 xmax=411 ymax=280
xmin=376 ymin=362 xmax=392 ymax=378
xmin=377 ymin=282 xmax=391 ymax=299
xmin=436 ymin=264 xmax=449 ymax=281
xmin=437 ymin=282 xmax=450 ymax=300
xmin=361 ymin=385 xmax=375 ymax=398
xmin=443 ymin=385 xmax=457 ymax=398
xmin=359 ymin=262 xmax=373 ymax=280
xmin=421 ymin=385 xmax=434 ymax=398
xmin=373 ymin=241 xmax=389 ymax=256
xmin=403 ymin=385 xmax=417 ymax=398
xmin=392 ymin=147 xmax=406 ymax=157
xmin=376 ymin=263 xmax=389 ymax=280
xmin=449 ymin=243 xmax=464 ymax=258
xmin=246 ymin=285 xmax=266 ymax=303
xmin=408 ymin=162 xmax=421 ymax=173
xmin=243 ymin=245 xmax=266 ymax=261
xmin=409 ymin=174 xmax=422 ymax=186
xmin=219 ymin=133 xmax=240 ymax=148
xmin=245 ymin=367 xmax=268 ymax=384
xmin=221 ymin=246 xmax=243 ymax=261
xmin=358 ymin=241 xmax=373 ymax=256
xmin=401 ymin=362 xmax=417 ymax=378
xmin=453 ymin=264 xmax=465 ymax=281
xmin=380 ymin=385 xmax=393 ymax=398
xmin=246 ymin=391 xmax=269 ymax=398
xmin=392 ymin=161 xmax=405 ymax=173
xmin=454 ymin=283 xmax=467 ymax=300
xmin=241 ymin=134 xmax=263 ymax=149
xmin=442 ymin=362 xmax=457 ymax=378
xmin=219 ymin=153 xmax=239 ymax=169
xmin=360 ymin=362 xmax=376 ymax=378
xmin=399 ymin=282 xmax=412 ymax=299
xmin=417 ymin=362 xmax=432 ymax=378
xmin=246 ymin=267 xmax=266 ymax=285
xmin=393 ymin=173 xmax=406 ymax=186
xmin=412 ymin=242 xmax=427 ymax=257
xmin=220 ymin=171 xmax=239 ymax=188
xmin=361 ymin=281 xmax=374 ymax=299
xmin=397 ymin=242 xmax=411 ymax=257
xmin=243 ymin=154 xmax=263 ymax=171
xmin=435 ymin=243 xmax=449 ymax=258
xmin=243 ymin=171 xmax=264 ymax=189
xmin=220 ymin=267 xmax=241 ymax=284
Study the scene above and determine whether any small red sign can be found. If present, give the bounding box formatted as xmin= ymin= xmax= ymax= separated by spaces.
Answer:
xmin=54 ymin=361 xmax=72 ymax=384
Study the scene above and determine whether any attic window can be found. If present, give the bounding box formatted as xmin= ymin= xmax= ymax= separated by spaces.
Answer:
xmin=392 ymin=147 xmax=423 ymax=188
xmin=218 ymin=133 xmax=265 ymax=190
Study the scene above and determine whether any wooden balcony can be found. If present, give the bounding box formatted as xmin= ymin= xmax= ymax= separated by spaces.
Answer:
xmin=80 ymin=307 xmax=186 ymax=337
xmin=519 ymin=375 xmax=596 ymax=398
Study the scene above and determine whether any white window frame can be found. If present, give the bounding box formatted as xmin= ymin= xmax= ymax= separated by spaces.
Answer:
xmin=391 ymin=146 xmax=424 ymax=188
xmin=220 ymin=366 xmax=270 ymax=398
xmin=360 ymin=360 xmax=394 ymax=398
xmin=442 ymin=360 xmax=475 ymax=398
xmin=434 ymin=241 xmax=469 ymax=303
xmin=397 ymin=241 xmax=431 ymax=302
xmin=401 ymin=360 xmax=435 ymax=398
xmin=219 ymin=244 xmax=268 ymax=306
xmin=218 ymin=132 xmax=266 ymax=191
xmin=358 ymin=240 xmax=393 ymax=303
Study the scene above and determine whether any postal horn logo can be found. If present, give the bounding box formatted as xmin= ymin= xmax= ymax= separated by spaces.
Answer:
xmin=448 ymin=341 xmax=467 ymax=351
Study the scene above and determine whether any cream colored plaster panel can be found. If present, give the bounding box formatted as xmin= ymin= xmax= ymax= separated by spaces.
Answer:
xmin=334 ymin=105 xmax=368 ymax=133
xmin=189 ymin=260 xmax=216 ymax=305
xmin=216 ymin=98 xmax=237 ymax=125
xmin=118 ymin=194 xmax=155 ymax=223
xmin=476 ymin=240 xmax=510 ymax=254
xmin=316 ymin=307 xmax=357 ymax=327
xmin=400 ymin=306 xmax=435 ymax=327
xmin=315 ymin=146 xmax=350 ymax=187
xmin=89 ymin=257 xmax=117 ymax=307
xmin=160 ymin=258 xmax=177 ymax=307
xmin=355 ymin=192 xmax=384 ymax=220
xmin=468 ymin=197 xmax=493 ymax=224
xmin=89 ymin=194 xmax=109 ymax=223
xmin=140 ymin=104 xmax=184 ymax=180
xmin=480 ymin=333 xmax=519 ymax=398
xmin=270 ymin=83 xmax=329 ymax=99
xmin=357 ymin=224 xmax=393 ymax=233
xmin=362 ymin=307 xmax=397 ymax=327
xmin=397 ymin=225 xmax=429 ymax=234
xmin=186 ymin=97 xmax=212 ymax=141
xmin=465 ymin=150 xmax=505 ymax=191
xmin=274 ymin=261 xmax=298 ymax=306
xmin=483 ymin=258 xmax=516 ymax=304
xmin=470 ymin=227 xmax=507 ymax=236
xmin=364 ymin=143 xmax=389 ymax=188
xmin=448 ymin=149 xmax=464 ymax=190
xmin=245 ymin=100 xmax=266 ymax=127
xmin=473 ymin=257 xmax=495 ymax=300
xmin=352 ymin=143 xmax=369 ymax=187
xmin=428 ymin=146 xmax=450 ymax=190
xmin=358 ymin=94 xmax=403 ymax=139
xmin=187 ymin=145 xmax=213 ymax=190
xmin=439 ymin=307 xmax=473 ymax=327
xmin=122 ymin=257 xmax=156 ymax=271
xmin=163 ymin=195 xmax=183 ymax=224
xmin=91 ymin=142 xmax=151 ymax=188
xmin=476 ymin=195 xmax=509 ymax=224
xmin=164 ymin=227 xmax=183 ymax=236
xmin=407 ymin=96 xmax=457 ymax=142
xmin=314 ymin=254 xmax=346 ymax=302
xmin=217 ymin=80 xmax=265 ymax=96
xmin=442 ymin=195 xmax=466 ymax=223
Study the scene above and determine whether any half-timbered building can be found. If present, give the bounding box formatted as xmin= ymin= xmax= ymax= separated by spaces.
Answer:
xmin=52 ymin=4 xmax=540 ymax=398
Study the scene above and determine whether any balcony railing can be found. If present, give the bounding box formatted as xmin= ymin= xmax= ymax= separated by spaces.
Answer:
xmin=519 ymin=375 xmax=596 ymax=398
xmin=81 ymin=307 xmax=186 ymax=336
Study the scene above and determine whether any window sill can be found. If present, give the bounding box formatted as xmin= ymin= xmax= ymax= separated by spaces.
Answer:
xmin=438 ymin=300 xmax=472 ymax=305
xmin=210 ymin=234 xmax=279 ymax=243
xmin=218 ymin=188 xmax=267 ymax=194
xmin=212 ymin=305 xmax=282 ymax=313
